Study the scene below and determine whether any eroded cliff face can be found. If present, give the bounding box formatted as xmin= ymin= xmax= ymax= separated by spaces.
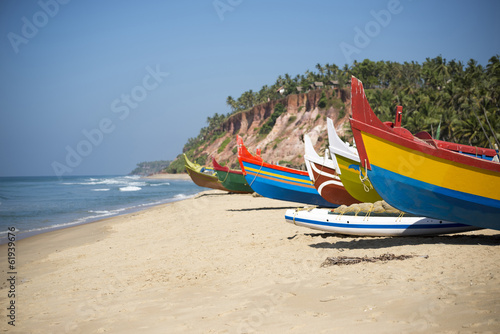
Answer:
xmin=193 ymin=88 xmax=351 ymax=170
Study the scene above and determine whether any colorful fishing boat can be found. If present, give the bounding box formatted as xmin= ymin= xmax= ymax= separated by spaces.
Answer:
xmin=184 ymin=154 xmax=230 ymax=191
xmin=349 ymin=76 xmax=500 ymax=231
xmin=237 ymin=136 xmax=336 ymax=207
xmin=284 ymin=207 xmax=481 ymax=236
xmin=303 ymin=134 xmax=360 ymax=206
xmin=212 ymin=157 xmax=253 ymax=193
xmin=326 ymin=117 xmax=383 ymax=203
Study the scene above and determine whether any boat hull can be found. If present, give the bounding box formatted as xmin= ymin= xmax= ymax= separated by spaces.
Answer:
xmin=241 ymin=159 xmax=337 ymax=207
xmin=212 ymin=158 xmax=254 ymax=194
xmin=237 ymin=136 xmax=336 ymax=207
xmin=214 ymin=169 xmax=253 ymax=193
xmin=184 ymin=154 xmax=230 ymax=191
xmin=185 ymin=165 xmax=229 ymax=191
xmin=326 ymin=117 xmax=383 ymax=203
xmin=305 ymin=158 xmax=360 ymax=206
xmin=349 ymin=76 xmax=500 ymax=230
xmin=334 ymin=153 xmax=383 ymax=203
xmin=303 ymin=134 xmax=360 ymax=206
xmin=285 ymin=208 xmax=481 ymax=236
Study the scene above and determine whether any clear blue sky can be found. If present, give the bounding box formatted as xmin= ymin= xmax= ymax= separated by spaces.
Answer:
xmin=1 ymin=0 xmax=499 ymax=176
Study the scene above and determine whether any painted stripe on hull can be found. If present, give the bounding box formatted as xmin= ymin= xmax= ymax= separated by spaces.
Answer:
xmin=361 ymin=131 xmax=500 ymax=202
xmin=368 ymin=164 xmax=500 ymax=229
xmin=307 ymin=160 xmax=360 ymax=206
xmin=244 ymin=165 xmax=312 ymax=186
xmin=242 ymin=161 xmax=336 ymax=207
xmin=284 ymin=211 xmax=478 ymax=236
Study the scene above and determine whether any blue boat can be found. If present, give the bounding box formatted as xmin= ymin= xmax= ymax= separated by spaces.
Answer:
xmin=237 ymin=136 xmax=337 ymax=207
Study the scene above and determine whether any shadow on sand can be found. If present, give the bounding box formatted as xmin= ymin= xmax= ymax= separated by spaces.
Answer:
xmin=227 ymin=206 xmax=298 ymax=212
xmin=301 ymin=232 xmax=500 ymax=250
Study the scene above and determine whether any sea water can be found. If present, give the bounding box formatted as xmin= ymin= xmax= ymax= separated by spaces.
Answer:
xmin=0 ymin=175 xmax=203 ymax=243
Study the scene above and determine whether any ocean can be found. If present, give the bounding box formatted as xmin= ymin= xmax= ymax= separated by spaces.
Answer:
xmin=0 ymin=175 xmax=203 ymax=244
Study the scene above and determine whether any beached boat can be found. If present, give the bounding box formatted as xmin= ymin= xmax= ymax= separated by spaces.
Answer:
xmin=349 ymin=76 xmax=500 ymax=231
xmin=303 ymin=134 xmax=360 ymax=206
xmin=284 ymin=207 xmax=481 ymax=236
xmin=237 ymin=136 xmax=336 ymax=207
xmin=212 ymin=157 xmax=253 ymax=193
xmin=184 ymin=154 xmax=230 ymax=191
xmin=326 ymin=117 xmax=383 ymax=203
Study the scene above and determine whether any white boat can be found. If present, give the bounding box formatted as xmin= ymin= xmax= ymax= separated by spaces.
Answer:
xmin=284 ymin=207 xmax=482 ymax=236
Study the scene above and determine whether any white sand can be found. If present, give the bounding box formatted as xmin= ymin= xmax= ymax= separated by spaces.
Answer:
xmin=1 ymin=190 xmax=499 ymax=333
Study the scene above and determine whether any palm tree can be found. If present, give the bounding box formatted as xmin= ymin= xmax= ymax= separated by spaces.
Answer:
xmin=226 ymin=96 xmax=237 ymax=113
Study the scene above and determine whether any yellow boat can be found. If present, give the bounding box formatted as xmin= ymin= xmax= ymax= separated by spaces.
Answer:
xmin=326 ymin=118 xmax=382 ymax=203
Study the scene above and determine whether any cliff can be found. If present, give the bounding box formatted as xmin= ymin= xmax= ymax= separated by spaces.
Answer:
xmin=182 ymin=87 xmax=351 ymax=171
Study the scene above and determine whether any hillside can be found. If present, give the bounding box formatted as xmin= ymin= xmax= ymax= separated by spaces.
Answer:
xmin=167 ymin=56 xmax=499 ymax=173
xmin=130 ymin=160 xmax=171 ymax=176
xmin=168 ymin=87 xmax=351 ymax=172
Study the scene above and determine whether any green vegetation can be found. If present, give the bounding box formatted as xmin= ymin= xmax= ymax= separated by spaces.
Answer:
xmin=287 ymin=115 xmax=297 ymax=126
xmin=181 ymin=55 xmax=500 ymax=161
xmin=259 ymin=103 xmax=286 ymax=135
xmin=318 ymin=92 xmax=327 ymax=109
xmin=165 ymin=155 xmax=185 ymax=174
xmin=355 ymin=56 xmax=500 ymax=147
xmin=129 ymin=160 xmax=171 ymax=176
xmin=218 ymin=137 xmax=231 ymax=153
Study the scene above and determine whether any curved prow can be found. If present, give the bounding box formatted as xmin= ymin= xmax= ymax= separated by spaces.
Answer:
xmin=237 ymin=135 xmax=263 ymax=173
xmin=327 ymin=117 xmax=358 ymax=162
xmin=303 ymin=134 xmax=321 ymax=161
xmin=212 ymin=156 xmax=229 ymax=172
xmin=351 ymin=77 xmax=383 ymax=128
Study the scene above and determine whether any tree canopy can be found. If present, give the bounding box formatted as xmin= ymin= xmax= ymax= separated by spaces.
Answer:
xmin=185 ymin=55 xmax=500 ymax=156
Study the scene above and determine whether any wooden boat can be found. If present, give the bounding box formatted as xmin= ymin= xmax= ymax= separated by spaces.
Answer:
xmin=183 ymin=154 xmax=230 ymax=191
xmin=303 ymin=134 xmax=360 ymax=206
xmin=349 ymin=76 xmax=500 ymax=231
xmin=284 ymin=207 xmax=481 ymax=236
xmin=326 ymin=117 xmax=383 ymax=203
xmin=237 ymin=136 xmax=336 ymax=207
xmin=212 ymin=157 xmax=253 ymax=193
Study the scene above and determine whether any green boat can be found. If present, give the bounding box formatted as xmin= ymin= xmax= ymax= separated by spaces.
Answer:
xmin=326 ymin=118 xmax=383 ymax=203
xmin=183 ymin=154 xmax=230 ymax=191
xmin=212 ymin=157 xmax=253 ymax=193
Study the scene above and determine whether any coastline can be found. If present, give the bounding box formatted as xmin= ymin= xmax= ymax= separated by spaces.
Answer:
xmin=2 ymin=191 xmax=499 ymax=333
xmin=142 ymin=173 xmax=191 ymax=180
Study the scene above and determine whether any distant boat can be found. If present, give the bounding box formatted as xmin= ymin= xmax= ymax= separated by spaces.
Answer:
xmin=349 ymin=76 xmax=500 ymax=231
xmin=285 ymin=206 xmax=481 ymax=236
xmin=183 ymin=154 xmax=230 ymax=191
xmin=237 ymin=135 xmax=337 ymax=207
xmin=326 ymin=117 xmax=383 ymax=203
xmin=303 ymin=134 xmax=360 ymax=206
xmin=212 ymin=157 xmax=253 ymax=193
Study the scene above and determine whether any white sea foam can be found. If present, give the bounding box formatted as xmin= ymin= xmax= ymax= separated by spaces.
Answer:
xmin=128 ymin=181 xmax=147 ymax=187
xmin=150 ymin=182 xmax=170 ymax=187
xmin=119 ymin=186 xmax=141 ymax=192
xmin=92 ymin=188 xmax=110 ymax=191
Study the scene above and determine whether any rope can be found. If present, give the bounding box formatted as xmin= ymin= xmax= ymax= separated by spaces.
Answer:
xmin=363 ymin=203 xmax=374 ymax=221
xmin=250 ymin=158 xmax=265 ymax=187
xmin=221 ymin=166 xmax=230 ymax=183
xmin=292 ymin=206 xmax=316 ymax=225
xmin=359 ymin=159 xmax=373 ymax=193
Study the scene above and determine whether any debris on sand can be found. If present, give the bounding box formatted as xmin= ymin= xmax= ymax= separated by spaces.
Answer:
xmin=321 ymin=253 xmax=428 ymax=267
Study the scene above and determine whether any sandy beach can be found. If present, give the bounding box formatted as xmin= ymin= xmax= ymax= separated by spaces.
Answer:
xmin=142 ymin=173 xmax=191 ymax=180
xmin=1 ymin=190 xmax=499 ymax=333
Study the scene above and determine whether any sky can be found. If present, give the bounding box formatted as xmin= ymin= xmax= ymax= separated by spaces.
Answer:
xmin=0 ymin=0 xmax=499 ymax=177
